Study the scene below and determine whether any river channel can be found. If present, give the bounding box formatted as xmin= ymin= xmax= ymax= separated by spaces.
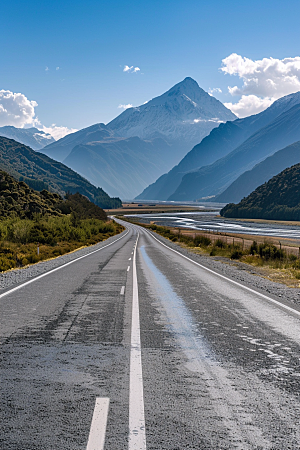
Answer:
xmin=128 ymin=210 xmax=300 ymax=241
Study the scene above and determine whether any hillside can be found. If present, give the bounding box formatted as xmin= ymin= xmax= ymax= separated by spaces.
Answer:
xmin=0 ymin=170 xmax=63 ymax=219
xmin=216 ymin=141 xmax=300 ymax=203
xmin=41 ymin=123 xmax=116 ymax=162
xmin=63 ymin=137 xmax=172 ymax=199
xmin=137 ymin=90 xmax=300 ymax=200
xmin=0 ymin=137 xmax=121 ymax=209
xmin=220 ymin=162 xmax=300 ymax=221
xmin=0 ymin=126 xmax=55 ymax=150
xmin=169 ymin=102 xmax=300 ymax=201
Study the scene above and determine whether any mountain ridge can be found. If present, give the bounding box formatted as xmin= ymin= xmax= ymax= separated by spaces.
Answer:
xmin=170 ymin=102 xmax=300 ymax=200
xmin=137 ymin=90 xmax=300 ymax=201
xmin=216 ymin=141 xmax=300 ymax=203
xmin=0 ymin=126 xmax=55 ymax=150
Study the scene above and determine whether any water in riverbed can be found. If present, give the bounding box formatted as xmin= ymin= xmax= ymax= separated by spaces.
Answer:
xmin=128 ymin=210 xmax=300 ymax=240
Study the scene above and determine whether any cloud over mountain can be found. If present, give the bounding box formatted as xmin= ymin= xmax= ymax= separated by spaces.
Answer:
xmin=222 ymin=53 xmax=300 ymax=117
xmin=118 ymin=103 xmax=133 ymax=110
xmin=0 ymin=89 xmax=76 ymax=139
xmin=0 ymin=90 xmax=38 ymax=127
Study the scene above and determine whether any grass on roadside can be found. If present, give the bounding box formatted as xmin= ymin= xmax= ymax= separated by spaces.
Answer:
xmin=0 ymin=215 xmax=124 ymax=272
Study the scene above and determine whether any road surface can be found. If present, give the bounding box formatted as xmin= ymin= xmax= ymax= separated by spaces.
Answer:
xmin=1 ymin=219 xmax=300 ymax=449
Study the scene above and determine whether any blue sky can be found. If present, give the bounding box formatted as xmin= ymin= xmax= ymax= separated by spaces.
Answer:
xmin=1 ymin=0 xmax=300 ymax=137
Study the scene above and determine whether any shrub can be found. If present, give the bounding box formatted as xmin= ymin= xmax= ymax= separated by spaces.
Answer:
xmin=0 ymin=255 xmax=16 ymax=272
xmin=230 ymin=249 xmax=243 ymax=259
xmin=258 ymin=243 xmax=284 ymax=260
xmin=250 ymin=241 xmax=258 ymax=255
xmin=194 ymin=235 xmax=211 ymax=247
xmin=215 ymin=238 xmax=226 ymax=248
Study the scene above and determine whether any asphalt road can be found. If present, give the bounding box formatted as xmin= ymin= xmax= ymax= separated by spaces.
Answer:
xmin=1 ymin=220 xmax=300 ymax=449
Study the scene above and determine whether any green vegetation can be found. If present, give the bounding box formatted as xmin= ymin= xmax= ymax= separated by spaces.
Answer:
xmin=0 ymin=136 xmax=122 ymax=209
xmin=0 ymin=171 xmax=124 ymax=272
xmin=0 ymin=215 xmax=123 ymax=272
xmin=221 ymin=162 xmax=300 ymax=221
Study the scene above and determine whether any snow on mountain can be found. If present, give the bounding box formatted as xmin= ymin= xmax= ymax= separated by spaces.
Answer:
xmin=107 ymin=77 xmax=237 ymax=151
xmin=0 ymin=126 xmax=55 ymax=150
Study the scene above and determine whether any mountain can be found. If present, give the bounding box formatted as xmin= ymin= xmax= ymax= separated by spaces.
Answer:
xmin=216 ymin=141 xmax=300 ymax=203
xmin=107 ymin=77 xmax=236 ymax=159
xmin=0 ymin=136 xmax=121 ymax=209
xmin=220 ymin=162 xmax=300 ymax=221
xmin=169 ymin=100 xmax=300 ymax=201
xmin=41 ymin=123 xmax=116 ymax=162
xmin=40 ymin=78 xmax=236 ymax=199
xmin=137 ymin=91 xmax=300 ymax=201
xmin=63 ymin=137 xmax=172 ymax=199
xmin=0 ymin=126 xmax=55 ymax=150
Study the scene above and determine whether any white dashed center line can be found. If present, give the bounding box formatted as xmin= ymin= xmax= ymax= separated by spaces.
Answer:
xmin=86 ymin=397 xmax=110 ymax=450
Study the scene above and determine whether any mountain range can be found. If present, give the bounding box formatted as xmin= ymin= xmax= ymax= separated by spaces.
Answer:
xmin=0 ymin=126 xmax=55 ymax=150
xmin=0 ymin=136 xmax=121 ymax=209
xmin=137 ymin=91 xmax=300 ymax=201
xmin=40 ymin=78 xmax=236 ymax=199
xmin=216 ymin=141 xmax=300 ymax=203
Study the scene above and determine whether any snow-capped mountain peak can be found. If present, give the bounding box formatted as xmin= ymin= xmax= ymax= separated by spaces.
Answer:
xmin=107 ymin=77 xmax=236 ymax=149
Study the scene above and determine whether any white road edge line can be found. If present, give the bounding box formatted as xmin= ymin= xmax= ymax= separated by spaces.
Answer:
xmin=120 ymin=286 xmax=125 ymax=295
xmin=140 ymin=226 xmax=300 ymax=319
xmin=129 ymin=232 xmax=146 ymax=449
xmin=0 ymin=230 xmax=130 ymax=300
xmin=86 ymin=397 xmax=110 ymax=450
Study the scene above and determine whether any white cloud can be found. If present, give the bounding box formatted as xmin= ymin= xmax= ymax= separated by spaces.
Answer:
xmin=56 ymin=66 xmax=60 ymax=71
xmin=39 ymin=124 xmax=77 ymax=140
xmin=118 ymin=103 xmax=133 ymax=110
xmin=0 ymin=90 xmax=39 ymax=127
xmin=0 ymin=89 xmax=76 ymax=139
xmin=45 ymin=66 xmax=49 ymax=71
xmin=220 ymin=53 xmax=300 ymax=117
xmin=208 ymin=87 xmax=222 ymax=96
xmin=221 ymin=53 xmax=300 ymax=98
xmin=224 ymin=95 xmax=274 ymax=118
xmin=123 ymin=65 xmax=141 ymax=73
